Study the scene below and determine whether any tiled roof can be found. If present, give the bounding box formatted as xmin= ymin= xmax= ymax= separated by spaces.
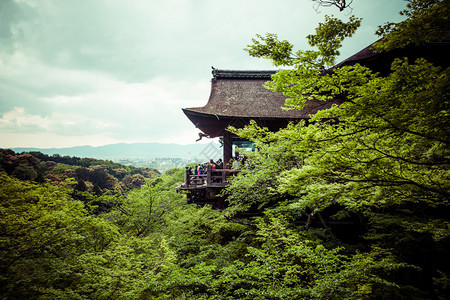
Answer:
xmin=184 ymin=69 xmax=341 ymax=119
xmin=329 ymin=38 xmax=450 ymax=74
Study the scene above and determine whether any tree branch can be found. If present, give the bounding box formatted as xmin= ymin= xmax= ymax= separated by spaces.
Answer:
xmin=317 ymin=211 xmax=337 ymax=241
xmin=311 ymin=0 xmax=354 ymax=12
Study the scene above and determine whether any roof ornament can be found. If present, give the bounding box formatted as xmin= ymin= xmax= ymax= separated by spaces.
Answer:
xmin=211 ymin=66 xmax=219 ymax=80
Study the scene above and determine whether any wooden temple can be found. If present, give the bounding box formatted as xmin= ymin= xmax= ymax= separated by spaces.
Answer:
xmin=178 ymin=68 xmax=341 ymax=206
xmin=182 ymin=68 xmax=342 ymax=168
xmin=178 ymin=38 xmax=449 ymax=207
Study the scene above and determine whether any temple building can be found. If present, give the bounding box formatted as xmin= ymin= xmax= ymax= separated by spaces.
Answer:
xmin=179 ymin=38 xmax=449 ymax=206
xmin=183 ymin=37 xmax=449 ymax=168
xmin=182 ymin=68 xmax=342 ymax=168
xmin=179 ymin=68 xmax=342 ymax=206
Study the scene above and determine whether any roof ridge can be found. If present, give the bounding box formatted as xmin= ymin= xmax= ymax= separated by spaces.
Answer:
xmin=212 ymin=67 xmax=276 ymax=79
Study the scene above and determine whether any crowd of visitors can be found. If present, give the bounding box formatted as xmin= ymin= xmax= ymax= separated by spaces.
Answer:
xmin=188 ymin=155 xmax=248 ymax=176
xmin=186 ymin=156 xmax=247 ymax=186
xmin=188 ymin=158 xmax=224 ymax=176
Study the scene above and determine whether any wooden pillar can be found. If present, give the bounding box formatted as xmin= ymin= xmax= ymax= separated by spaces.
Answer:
xmin=184 ymin=167 xmax=190 ymax=187
xmin=223 ymin=131 xmax=232 ymax=169
xmin=206 ymin=164 xmax=212 ymax=186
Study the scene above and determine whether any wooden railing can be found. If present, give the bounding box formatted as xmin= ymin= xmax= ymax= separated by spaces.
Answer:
xmin=183 ymin=164 xmax=240 ymax=188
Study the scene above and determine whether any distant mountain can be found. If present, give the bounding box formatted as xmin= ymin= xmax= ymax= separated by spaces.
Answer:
xmin=11 ymin=142 xmax=222 ymax=160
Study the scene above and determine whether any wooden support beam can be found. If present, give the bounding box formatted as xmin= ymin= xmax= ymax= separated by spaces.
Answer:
xmin=223 ymin=131 xmax=232 ymax=169
xmin=184 ymin=167 xmax=190 ymax=187
xmin=206 ymin=164 xmax=212 ymax=186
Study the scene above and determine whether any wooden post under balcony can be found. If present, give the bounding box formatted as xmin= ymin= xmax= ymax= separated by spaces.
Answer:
xmin=206 ymin=164 xmax=212 ymax=186
xmin=221 ymin=170 xmax=226 ymax=183
xmin=223 ymin=131 xmax=232 ymax=169
xmin=184 ymin=167 xmax=190 ymax=187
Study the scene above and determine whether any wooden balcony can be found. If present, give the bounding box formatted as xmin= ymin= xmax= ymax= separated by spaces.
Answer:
xmin=177 ymin=165 xmax=240 ymax=190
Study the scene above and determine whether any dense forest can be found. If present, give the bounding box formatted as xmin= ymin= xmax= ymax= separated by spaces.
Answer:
xmin=0 ymin=149 xmax=159 ymax=194
xmin=1 ymin=0 xmax=449 ymax=299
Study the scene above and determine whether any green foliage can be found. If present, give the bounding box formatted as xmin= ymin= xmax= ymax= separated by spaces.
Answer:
xmin=1 ymin=3 xmax=449 ymax=298
xmin=147 ymin=215 xmax=408 ymax=299
xmin=245 ymin=33 xmax=294 ymax=67
xmin=306 ymin=15 xmax=361 ymax=67
xmin=375 ymin=0 xmax=450 ymax=51
xmin=0 ymin=150 xmax=160 ymax=197
xmin=0 ymin=172 xmax=175 ymax=299
xmin=245 ymin=15 xmax=361 ymax=69
xmin=270 ymin=58 xmax=449 ymax=212
xmin=221 ymin=216 xmax=408 ymax=300
xmin=11 ymin=163 xmax=37 ymax=180
xmin=230 ymin=3 xmax=450 ymax=299
xmin=245 ymin=15 xmax=362 ymax=114
xmin=102 ymin=181 xmax=184 ymax=237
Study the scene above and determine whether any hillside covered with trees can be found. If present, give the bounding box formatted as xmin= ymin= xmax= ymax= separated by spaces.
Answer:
xmin=0 ymin=149 xmax=159 ymax=194
xmin=1 ymin=0 xmax=449 ymax=299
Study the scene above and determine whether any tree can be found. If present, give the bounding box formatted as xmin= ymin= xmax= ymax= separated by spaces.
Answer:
xmin=11 ymin=163 xmax=37 ymax=180
xmin=224 ymin=0 xmax=450 ymax=298
xmin=0 ymin=172 xmax=177 ymax=299
xmin=375 ymin=0 xmax=450 ymax=51
xmin=100 ymin=168 xmax=185 ymax=236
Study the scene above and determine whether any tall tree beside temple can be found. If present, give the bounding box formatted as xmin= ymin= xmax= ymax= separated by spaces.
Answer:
xmin=220 ymin=0 xmax=449 ymax=297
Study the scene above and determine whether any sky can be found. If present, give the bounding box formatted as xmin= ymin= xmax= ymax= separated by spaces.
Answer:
xmin=0 ymin=0 xmax=407 ymax=149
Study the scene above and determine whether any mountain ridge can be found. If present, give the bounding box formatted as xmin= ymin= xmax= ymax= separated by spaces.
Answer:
xmin=9 ymin=142 xmax=222 ymax=160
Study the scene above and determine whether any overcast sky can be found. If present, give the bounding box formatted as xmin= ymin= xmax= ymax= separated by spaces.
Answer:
xmin=0 ymin=0 xmax=407 ymax=148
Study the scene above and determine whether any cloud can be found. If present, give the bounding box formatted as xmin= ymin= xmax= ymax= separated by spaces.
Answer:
xmin=0 ymin=107 xmax=50 ymax=131
xmin=0 ymin=0 xmax=409 ymax=148
xmin=0 ymin=106 xmax=116 ymax=135
xmin=0 ymin=73 xmax=211 ymax=142
xmin=2 ymin=0 xmax=325 ymax=82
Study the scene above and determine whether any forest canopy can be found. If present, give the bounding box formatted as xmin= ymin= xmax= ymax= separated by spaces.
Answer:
xmin=1 ymin=0 xmax=449 ymax=299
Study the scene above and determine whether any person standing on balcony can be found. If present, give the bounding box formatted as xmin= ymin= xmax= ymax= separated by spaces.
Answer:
xmin=216 ymin=159 xmax=223 ymax=169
